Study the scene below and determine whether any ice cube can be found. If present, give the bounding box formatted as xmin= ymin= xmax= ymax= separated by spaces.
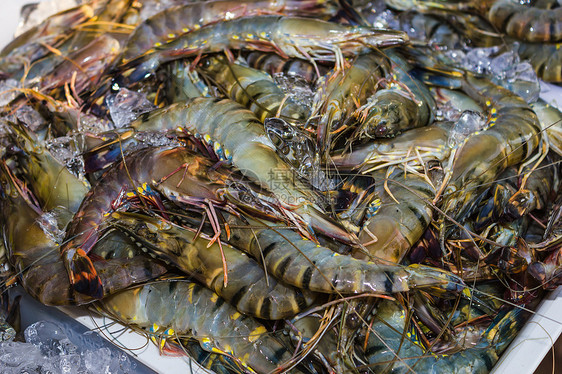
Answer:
xmin=45 ymin=136 xmax=86 ymax=179
xmin=444 ymin=49 xmax=466 ymax=65
xmin=273 ymin=74 xmax=314 ymax=110
xmin=372 ymin=10 xmax=400 ymax=30
xmin=25 ymin=321 xmax=78 ymax=357
xmin=515 ymin=61 xmax=539 ymax=82
xmin=461 ymin=47 xmax=499 ymax=74
xmin=448 ymin=110 xmax=487 ymax=147
xmin=84 ymin=347 xmax=112 ymax=373
xmin=264 ymin=118 xmax=316 ymax=171
xmin=45 ymin=136 xmax=78 ymax=166
xmin=489 ymin=50 xmax=519 ymax=78
xmin=401 ymin=13 xmax=427 ymax=41
xmin=0 ymin=341 xmax=46 ymax=372
xmin=0 ymin=79 xmax=20 ymax=106
xmin=452 ymin=45 xmax=540 ymax=102
xmin=106 ymin=88 xmax=156 ymax=128
xmin=264 ymin=118 xmax=335 ymax=191
xmin=59 ymin=354 xmax=82 ymax=374
xmin=37 ymin=210 xmax=67 ymax=244
xmin=437 ymin=101 xmax=463 ymax=122
xmin=472 ymin=47 xmax=541 ymax=103
xmin=15 ymin=105 xmax=46 ymax=132
xmin=134 ymin=130 xmax=182 ymax=147
xmin=503 ymin=61 xmax=540 ymax=103
xmin=107 ymin=351 xmax=135 ymax=373
xmin=353 ymin=0 xmax=387 ymax=26
xmin=1 ymin=320 xmax=136 ymax=374
xmin=441 ymin=44 xmax=541 ymax=103
xmin=78 ymin=114 xmax=115 ymax=134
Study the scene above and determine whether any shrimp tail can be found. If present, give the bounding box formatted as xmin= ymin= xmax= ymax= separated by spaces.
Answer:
xmin=298 ymin=204 xmax=358 ymax=245
xmin=65 ymin=248 xmax=104 ymax=299
xmin=484 ymin=307 xmax=527 ymax=351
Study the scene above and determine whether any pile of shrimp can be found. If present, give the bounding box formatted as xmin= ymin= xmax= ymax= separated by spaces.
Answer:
xmin=0 ymin=0 xmax=561 ymax=373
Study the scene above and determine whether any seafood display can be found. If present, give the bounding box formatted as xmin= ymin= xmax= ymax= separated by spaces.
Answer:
xmin=0 ymin=0 xmax=561 ymax=373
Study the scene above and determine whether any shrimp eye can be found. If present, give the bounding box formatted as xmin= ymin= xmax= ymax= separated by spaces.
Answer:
xmin=375 ymin=124 xmax=388 ymax=137
xmin=110 ymin=76 xmax=125 ymax=93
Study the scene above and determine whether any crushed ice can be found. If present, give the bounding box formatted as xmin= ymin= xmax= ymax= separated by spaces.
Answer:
xmin=273 ymin=74 xmax=315 ymax=110
xmin=77 ymin=114 xmax=115 ymax=134
xmin=106 ymin=88 xmax=156 ymax=128
xmin=446 ymin=46 xmax=540 ymax=103
xmin=436 ymin=100 xmax=463 ymax=122
xmin=133 ymin=131 xmax=182 ymax=147
xmin=46 ymin=136 xmax=86 ymax=179
xmin=355 ymin=0 xmax=399 ymax=29
xmin=402 ymin=14 xmax=428 ymax=41
xmin=0 ymin=321 xmax=135 ymax=374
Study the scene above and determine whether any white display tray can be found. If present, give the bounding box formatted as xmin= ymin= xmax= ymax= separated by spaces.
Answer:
xmin=1 ymin=2 xmax=561 ymax=373
xmin=492 ymin=82 xmax=562 ymax=374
